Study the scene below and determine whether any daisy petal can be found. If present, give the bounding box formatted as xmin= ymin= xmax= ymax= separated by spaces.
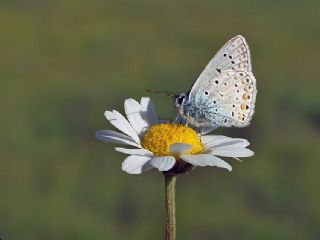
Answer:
xmin=170 ymin=143 xmax=192 ymax=155
xmin=216 ymin=139 xmax=250 ymax=148
xmin=181 ymin=154 xmax=232 ymax=171
xmin=124 ymin=98 xmax=149 ymax=137
xmin=95 ymin=130 xmax=140 ymax=147
xmin=115 ymin=147 xmax=153 ymax=156
xmin=201 ymin=135 xmax=249 ymax=149
xmin=207 ymin=146 xmax=254 ymax=158
xmin=201 ymin=135 xmax=231 ymax=146
xmin=105 ymin=110 xmax=141 ymax=145
xmin=149 ymin=156 xmax=176 ymax=171
xmin=141 ymin=97 xmax=160 ymax=125
xmin=122 ymin=155 xmax=153 ymax=174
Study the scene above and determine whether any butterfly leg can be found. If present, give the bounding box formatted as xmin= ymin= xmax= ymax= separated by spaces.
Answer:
xmin=175 ymin=115 xmax=187 ymax=125
xmin=174 ymin=115 xmax=181 ymax=124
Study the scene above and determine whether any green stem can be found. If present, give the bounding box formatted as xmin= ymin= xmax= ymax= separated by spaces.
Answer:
xmin=165 ymin=174 xmax=177 ymax=240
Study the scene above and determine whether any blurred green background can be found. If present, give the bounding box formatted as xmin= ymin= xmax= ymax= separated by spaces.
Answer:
xmin=1 ymin=0 xmax=320 ymax=239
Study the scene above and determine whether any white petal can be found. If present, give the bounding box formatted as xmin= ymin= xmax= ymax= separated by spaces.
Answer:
xmin=201 ymin=135 xmax=231 ymax=145
xmin=219 ymin=139 xmax=250 ymax=148
xmin=140 ymin=97 xmax=160 ymax=125
xmin=105 ymin=110 xmax=141 ymax=145
xmin=122 ymin=155 xmax=153 ymax=174
xmin=207 ymin=146 xmax=254 ymax=158
xmin=149 ymin=156 xmax=176 ymax=171
xmin=115 ymin=147 xmax=153 ymax=156
xmin=124 ymin=98 xmax=150 ymax=137
xmin=95 ymin=130 xmax=140 ymax=147
xmin=201 ymin=135 xmax=249 ymax=149
xmin=181 ymin=154 xmax=232 ymax=171
xmin=205 ymin=139 xmax=250 ymax=150
xmin=170 ymin=143 xmax=192 ymax=155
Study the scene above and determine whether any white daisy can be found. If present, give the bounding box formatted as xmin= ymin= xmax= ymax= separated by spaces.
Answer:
xmin=95 ymin=97 xmax=254 ymax=174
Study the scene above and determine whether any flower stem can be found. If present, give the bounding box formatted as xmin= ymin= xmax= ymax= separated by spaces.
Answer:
xmin=165 ymin=174 xmax=177 ymax=240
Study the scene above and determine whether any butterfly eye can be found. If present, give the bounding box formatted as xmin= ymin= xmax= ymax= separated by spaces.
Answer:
xmin=178 ymin=96 xmax=185 ymax=105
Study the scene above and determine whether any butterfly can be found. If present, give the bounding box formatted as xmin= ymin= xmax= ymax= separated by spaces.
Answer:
xmin=174 ymin=35 xmax=257 ymax=129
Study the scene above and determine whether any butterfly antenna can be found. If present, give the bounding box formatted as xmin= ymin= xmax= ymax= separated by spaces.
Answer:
xmin=146 ymin=89 xmax=177 ymax=97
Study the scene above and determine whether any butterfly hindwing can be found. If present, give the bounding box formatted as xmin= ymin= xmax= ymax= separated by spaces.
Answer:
xmin=185 ymin=69 xmax=256 ymax=127
xmin=208 ymin=70 xmax=257 ymax=127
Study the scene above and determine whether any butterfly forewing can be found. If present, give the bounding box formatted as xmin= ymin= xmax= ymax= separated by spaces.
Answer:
xmin=190 ymin=35 xmax=252 ymax=100
xmin=213 ymin=35 xmax=252 ymax=72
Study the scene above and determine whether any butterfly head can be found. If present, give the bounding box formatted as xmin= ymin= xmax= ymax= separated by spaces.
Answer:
xmin=174 ymin=93 xmax=188 ymax=109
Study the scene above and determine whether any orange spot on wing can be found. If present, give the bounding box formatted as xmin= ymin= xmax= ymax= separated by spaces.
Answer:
xmin=243 ymin=93 xmax=250 ymax=100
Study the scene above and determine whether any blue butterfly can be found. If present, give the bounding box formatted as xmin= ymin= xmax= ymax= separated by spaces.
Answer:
xmin=175 ymin=35 xmax=257 ymax=129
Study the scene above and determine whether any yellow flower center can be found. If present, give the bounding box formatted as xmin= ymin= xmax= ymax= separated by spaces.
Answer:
xmin=142 ymin=124 xmax=204 ymax=157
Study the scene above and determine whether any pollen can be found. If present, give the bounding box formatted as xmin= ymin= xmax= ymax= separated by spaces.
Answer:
xmin=142 ymin=124 xmax=204 ymax=157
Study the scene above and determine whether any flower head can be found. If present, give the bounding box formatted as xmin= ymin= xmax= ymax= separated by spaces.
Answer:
xmin=96 ymin=97 xmax=254 ymax=174
xmin=143 ymin=124 xmax=203 ymax=156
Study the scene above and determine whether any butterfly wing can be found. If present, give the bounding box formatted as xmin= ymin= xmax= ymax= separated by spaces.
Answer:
xmin=184 ymin=35 xmax=256 ymax=127
xmin=210 ymin=70 xmax=256 ymax=127
xmin=189 ymin=35 xmax=252 ymax=100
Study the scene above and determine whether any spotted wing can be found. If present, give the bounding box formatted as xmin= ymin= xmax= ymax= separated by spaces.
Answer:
xmin=189 ymin=35 xmax=252 ymax=100
xmin=194 ymin=70 xmax=257 ymax=127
